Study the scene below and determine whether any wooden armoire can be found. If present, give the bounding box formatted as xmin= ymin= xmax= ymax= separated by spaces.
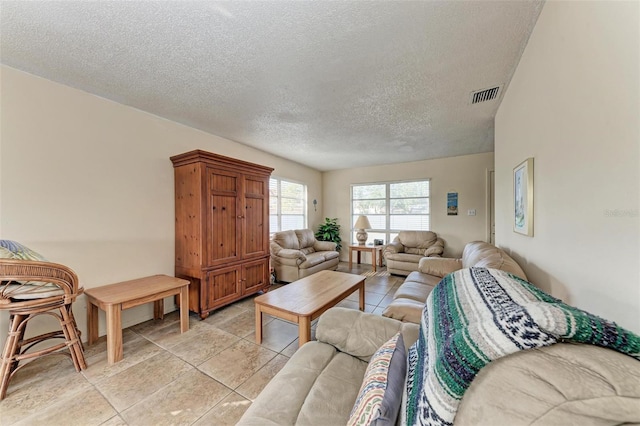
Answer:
xmin=170 ymin=150 xmax=273 ymax=319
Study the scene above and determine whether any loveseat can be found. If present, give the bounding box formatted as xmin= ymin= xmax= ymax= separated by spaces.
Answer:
xmin=382 ymin=231 xmax=444 ymax=276
xmin=383 ymin=240 xmax=527 ymax=323
xmin=239 ymin=274 xmax=640 ymax=425
xmin=270 ymin=229 xmax=340 ymax=283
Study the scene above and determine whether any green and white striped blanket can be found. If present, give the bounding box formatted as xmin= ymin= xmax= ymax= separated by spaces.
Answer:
xmin=403 ymin=267 xmax=640 ymax=426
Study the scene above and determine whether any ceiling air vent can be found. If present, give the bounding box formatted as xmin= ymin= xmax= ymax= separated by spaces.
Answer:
xmin=471 ymin=86 xmax=501 ymax=104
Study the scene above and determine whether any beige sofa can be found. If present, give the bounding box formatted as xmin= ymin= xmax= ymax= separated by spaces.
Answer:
xmin=270 ymin=229 xmax=339 ymax=283
xmin=383 ymin=231 xmax=444 ymax=276
xmin=238 ymin=307 xmax=640 ymax=425
xmin=383 ymin=241 xmax=527 ymax=323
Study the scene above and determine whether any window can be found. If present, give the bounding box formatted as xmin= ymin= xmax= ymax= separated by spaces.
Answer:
xmin=270 ymin=177 xmax=307 ymax=234
xmin=351 ymin=180 xmax=430 ymax=244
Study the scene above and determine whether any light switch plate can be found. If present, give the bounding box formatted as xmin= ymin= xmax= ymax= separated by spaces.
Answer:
xmin=467 ymin=209 xmax=476 ymax=216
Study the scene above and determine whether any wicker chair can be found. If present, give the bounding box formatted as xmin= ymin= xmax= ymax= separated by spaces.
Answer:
xmin=0 ymin=258 xmax=87 ymax=399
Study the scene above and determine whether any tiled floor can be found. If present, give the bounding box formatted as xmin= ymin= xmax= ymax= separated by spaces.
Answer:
xmin=0 ymin=263 xmax=404 ymax=426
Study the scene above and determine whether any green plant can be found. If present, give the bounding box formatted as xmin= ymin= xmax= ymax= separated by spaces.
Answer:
xmin=316 ymin=217 xmax=342 ymax=251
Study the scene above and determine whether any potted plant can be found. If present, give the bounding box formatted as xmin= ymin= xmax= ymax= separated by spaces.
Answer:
xmin=316 ymin=217 xmax=342 ymax=251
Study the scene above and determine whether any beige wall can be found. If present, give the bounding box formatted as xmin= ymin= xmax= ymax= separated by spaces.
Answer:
xmin=495 ymin=1 xmax=639 ymax=333
xmin=322 ymin=152 xmax=495 ymax=263
xmin=0 ymin=66 xmax=322 ymax=342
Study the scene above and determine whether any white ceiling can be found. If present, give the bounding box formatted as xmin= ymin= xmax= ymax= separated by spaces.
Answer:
xmin=0 ymin=1 xmax=543 ymax=171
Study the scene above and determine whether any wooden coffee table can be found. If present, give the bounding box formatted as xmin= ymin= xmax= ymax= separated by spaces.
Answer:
xmin=254 ymin=270 xmax=365 ymax=347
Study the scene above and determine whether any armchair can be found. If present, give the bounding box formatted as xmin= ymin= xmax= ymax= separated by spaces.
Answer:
xmin=270 ymin=229 xmax=340 ymax=283
xmin=383 ymin=231 xmax=444 ymax=276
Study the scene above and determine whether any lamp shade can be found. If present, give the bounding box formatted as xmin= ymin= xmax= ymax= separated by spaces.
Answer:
xmin=354 ymin=215 xmax=371 ymax=230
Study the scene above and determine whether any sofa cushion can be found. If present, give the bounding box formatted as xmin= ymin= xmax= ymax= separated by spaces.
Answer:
xmin=273 ymin=248 xmax=306 ymax=261
xmin=298 ymin=352 xmax=368 ymax=425
xmin=298 ymin=252 xmax=326 ymax=269
xmin=297 ymin=258 xmax=340 ymax=279
xmin=323 ymin=251 xmax=339 ymax=261
xmin=473 ymin=255 xmax=525 ymax=279
xmin=404 ymin=271 xmax=441 ymax=288
xmin=314 ymin=240 xmax=337 ymax=252
xmin=381 ymin=299 xmax=425 ymax=324
xmin=392 ymin=280 xmax=433 ymax=302
xmin=347 ymin=333 xmax=406 ymax=426
xmin=382 ymin=272 xmax=439 ymax=323
xmin=295 ymin=229 xmax=317 ymax=249
xmin=272 ymin=230 xmax=300 ymax=250
xmin=397 ymin=231 xmax=438 ymax=250
xmin=404 ymin=247 xmax=422 ymax=255
xmin=384 ymin=253 xmax=423 ymax=263
xmin=461 ymin=241 xmax=527 ymax=280
xmin=316 ymin=307 xmax=419 ymax=362
xmin=237 ymin=341 xmax=367 ymax=426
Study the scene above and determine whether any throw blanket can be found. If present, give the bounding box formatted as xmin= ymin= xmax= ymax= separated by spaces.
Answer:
xmin=404 ymin=267 xmax=640 ymax=426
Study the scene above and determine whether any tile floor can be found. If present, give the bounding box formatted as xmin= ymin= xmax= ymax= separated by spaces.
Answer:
xmin=0 ymin=263 xmax=404 ymax=426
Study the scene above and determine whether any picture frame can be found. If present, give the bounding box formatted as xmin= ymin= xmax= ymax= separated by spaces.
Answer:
xmin=447 ymin=192 xmax=458 ymax=216
xmin=513 ymin=157 xmax=534 ymax=236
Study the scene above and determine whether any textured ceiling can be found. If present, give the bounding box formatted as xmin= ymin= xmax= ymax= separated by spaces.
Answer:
xmin=0 ymin=1 xmax=543 ymax=171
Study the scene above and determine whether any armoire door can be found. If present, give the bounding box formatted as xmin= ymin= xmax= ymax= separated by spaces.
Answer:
xmin=203 ymin=265 xmax=240 ymax=310
xmin=241 ymin=258 xmax=269 ymax=296
xmin=206 ymin=167 xmax=242 ymax=267
xmin=242 ymin=174 xmax=269 ymax=259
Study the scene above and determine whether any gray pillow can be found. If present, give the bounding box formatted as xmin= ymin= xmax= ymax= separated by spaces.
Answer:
xmin=372 ymin=333 xmax=407 ymax=426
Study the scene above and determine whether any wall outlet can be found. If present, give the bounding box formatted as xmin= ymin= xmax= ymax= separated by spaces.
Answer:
xmin=467 ymin=209 xmax=476 ymax=216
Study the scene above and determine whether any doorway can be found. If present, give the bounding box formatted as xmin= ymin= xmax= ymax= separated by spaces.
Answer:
xmin=486 ymin=170 xmax=495 ymax=244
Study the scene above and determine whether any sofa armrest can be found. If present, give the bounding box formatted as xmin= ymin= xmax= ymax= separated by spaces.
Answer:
xmin=316 ymin=307 xmax=420 ymax=362
xmin=383 ymin=241 xmax=404 ymax=256
xmin=418 ymin=257 xmax=462 ymax=277
xmin=313 ymin=240 xmax=337 ymax=252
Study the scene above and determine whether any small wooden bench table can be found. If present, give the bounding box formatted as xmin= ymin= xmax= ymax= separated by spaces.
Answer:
xmin=254 ymin=270 xmax=365 ymax=348
xmin=85 ymin=274 xmax=190 ymax=364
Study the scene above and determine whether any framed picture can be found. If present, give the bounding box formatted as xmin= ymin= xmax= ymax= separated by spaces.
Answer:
xmin=447 ymin=192 xmax=458 ymax=216
xmin=513 ymin=158 xmax=534 ymax=236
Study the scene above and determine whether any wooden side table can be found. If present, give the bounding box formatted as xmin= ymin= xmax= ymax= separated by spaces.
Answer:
xmin=85 ymin=274 xmax=190 ymax=364
xmin=348 ymin=244 xmax=384 ymax=272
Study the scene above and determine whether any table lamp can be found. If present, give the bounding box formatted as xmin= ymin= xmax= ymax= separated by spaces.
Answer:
xmin=354 ymin=215 xmax=371 ymax=245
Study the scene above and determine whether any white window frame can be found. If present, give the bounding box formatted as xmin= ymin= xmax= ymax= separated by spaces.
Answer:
xmin=270 ymin=176 xmax=308 ymax=234
xmin=350 ymin=179 xmax=431 ymax=244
